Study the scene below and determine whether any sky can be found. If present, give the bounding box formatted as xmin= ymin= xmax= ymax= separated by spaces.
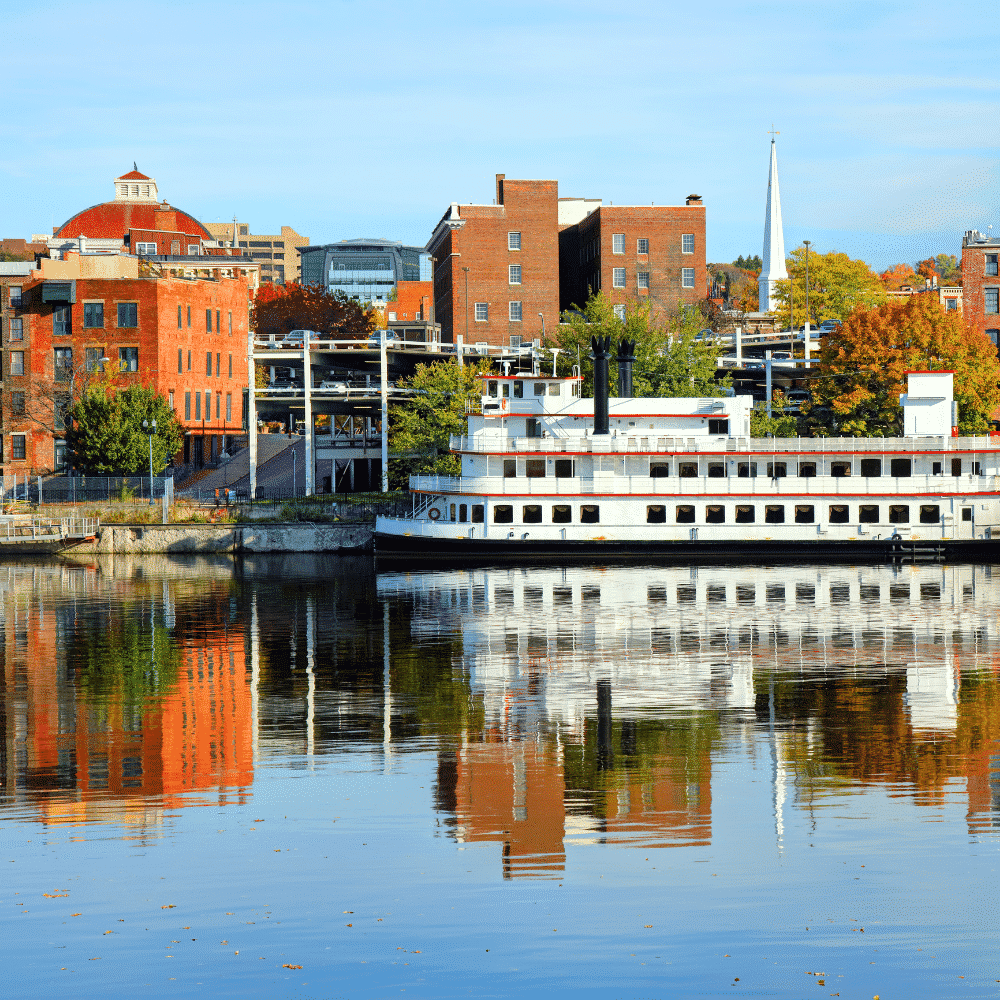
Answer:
xmin=3 ymin=0 xmax=999 ymax=271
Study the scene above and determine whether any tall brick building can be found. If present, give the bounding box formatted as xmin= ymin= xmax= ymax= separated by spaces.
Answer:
xmin=427 ymin=175 xmax=708 ymax=348
xmin=961 ymin=230 xmax=1000 ymax=350
xmin=204 ymin=222 xmax=309 ymax=286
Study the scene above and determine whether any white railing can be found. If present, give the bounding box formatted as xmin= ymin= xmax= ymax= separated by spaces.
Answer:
xmin=0 ymin=517 xmax=99 ymax=542
xmin=410 ymin=473 xmax=1000 ymax=497
xmin=450 ymin=434 xmax=1000 ymax=455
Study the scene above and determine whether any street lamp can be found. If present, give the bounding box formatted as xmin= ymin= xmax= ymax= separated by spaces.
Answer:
xmin=803 ymin=240 xmax=812 ymax=330
xmin=142 ymin=418 xmax=157 ymax=505
xmin=462 ymin=267 xmax=470 ymax=348
xmin=538 ymin=312 xmax=545 ymax=340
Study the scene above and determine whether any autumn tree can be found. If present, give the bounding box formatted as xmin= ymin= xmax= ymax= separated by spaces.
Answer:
xmin=880 ymin=263 xmax=921 ymax=291
xmin=554 ymin=293 xmax=728 ymax=399
xmin=250 ymin=282 xmax=374 ymax=340
xmin=803 ymin=294 xmax=1000 ymax=436
xmin=935 ymin=253 xmax=962 ymax=284
xmin=773 ymin=247 xmax=885 ymax=327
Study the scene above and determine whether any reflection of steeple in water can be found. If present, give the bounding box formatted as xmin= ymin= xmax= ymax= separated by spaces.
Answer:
xmin=769 ymin=673 xmax=786 ymax=852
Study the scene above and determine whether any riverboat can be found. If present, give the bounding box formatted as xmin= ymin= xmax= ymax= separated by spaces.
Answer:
xmin=374 ymin=342 xmax=999 ymax=563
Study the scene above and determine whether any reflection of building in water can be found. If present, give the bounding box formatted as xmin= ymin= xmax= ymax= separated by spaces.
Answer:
xmin=382 ymin=562 xmax=1000 ymax=860
xmin=0 ymin=564 xmax=253 ymax=829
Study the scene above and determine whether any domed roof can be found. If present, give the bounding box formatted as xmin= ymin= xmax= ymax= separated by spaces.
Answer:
xmin=55 ymin=201 xmax=212 ymax=241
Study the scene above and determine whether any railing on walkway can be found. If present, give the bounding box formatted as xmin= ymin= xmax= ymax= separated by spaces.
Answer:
xmin=1 ymin=475 xmax=174 ymax=504
xmin=0 ymin=517 xmax=99 ymax=543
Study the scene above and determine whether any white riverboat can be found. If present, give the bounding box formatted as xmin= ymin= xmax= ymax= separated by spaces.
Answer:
xmin=375 ymin=354 xmax=1000 ymax=562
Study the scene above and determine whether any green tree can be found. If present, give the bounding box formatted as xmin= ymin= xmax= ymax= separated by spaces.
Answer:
xmin=387 ymin=360 xmax=489 ymax=486
xmin=750 ymin=390 xmax=799 ymax=437
xmin=773 ymin=247 xmax=886 ymax=327
xmin=804 ymin=293 xmax=1000 ymax=436
xmin=733 ymin=254 xmax=762 ymax=272
xmin=67 ymin=382 xmax=183 ymax=474
xmin=554 ymin=293 xmax=728 ymax=398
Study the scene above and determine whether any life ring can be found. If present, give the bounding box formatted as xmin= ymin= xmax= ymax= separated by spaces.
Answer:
xmin=428 ymin=507 xmax=441 ymax=521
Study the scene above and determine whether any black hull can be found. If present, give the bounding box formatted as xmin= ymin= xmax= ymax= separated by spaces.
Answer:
xmin=374 ymin=532 xmax=999 ymax=567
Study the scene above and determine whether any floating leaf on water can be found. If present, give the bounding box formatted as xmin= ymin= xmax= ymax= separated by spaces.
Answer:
xmin=283 ymin=964 xmax=303 ymax=970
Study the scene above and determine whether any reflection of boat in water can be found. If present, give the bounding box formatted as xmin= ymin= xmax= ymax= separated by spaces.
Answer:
xmin=376 ymin=357 xmax=1000 ymax=562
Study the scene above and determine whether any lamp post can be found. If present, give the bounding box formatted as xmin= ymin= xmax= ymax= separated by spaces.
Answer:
xmin=462 ymin=266 xmax=470 ymax=347
xmin=803 ymin=240 xmax=812 ymax=330
xmin=142 ymin=417 xmax=157 ymax=505
xmin=538 ymin=312 xmax=545 ymax=340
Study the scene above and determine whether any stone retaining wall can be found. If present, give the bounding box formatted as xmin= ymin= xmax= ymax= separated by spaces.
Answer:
xmin=71 ymin=522 xmax=373 ymax=555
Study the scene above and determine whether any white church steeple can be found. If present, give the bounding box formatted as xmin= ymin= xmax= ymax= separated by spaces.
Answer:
xmin=758 ymin=134 xmax=787 ymax=313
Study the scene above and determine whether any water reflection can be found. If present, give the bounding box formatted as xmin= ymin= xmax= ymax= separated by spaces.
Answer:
xmin=1 ymin=557 xmax=998 ymax=876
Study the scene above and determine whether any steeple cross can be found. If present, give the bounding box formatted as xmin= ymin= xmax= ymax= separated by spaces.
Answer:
xmin=768 ymin=125 xmax=779 ymax=141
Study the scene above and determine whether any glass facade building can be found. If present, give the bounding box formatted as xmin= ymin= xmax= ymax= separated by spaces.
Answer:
xmin=299 ymin=239 xmax=432 ymax=302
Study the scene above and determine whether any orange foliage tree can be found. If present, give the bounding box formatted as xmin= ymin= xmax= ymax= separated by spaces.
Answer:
xmin=250 ymin=282 xmax=374 ymax=340
xmin=807 ymin=293 xmax=1000 ymax=436
xmin=879 ymin=263 xmax=921 ymax=291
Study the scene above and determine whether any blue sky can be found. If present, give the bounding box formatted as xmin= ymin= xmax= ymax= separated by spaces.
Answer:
xmin=3 ymin=0 xmax=999 ymax=270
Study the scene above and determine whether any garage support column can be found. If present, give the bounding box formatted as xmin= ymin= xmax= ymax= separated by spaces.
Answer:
xmin=303 ymin=343 xmax=314 ymax=496
xmin=248 ymin=321 xmax=257 ymax=500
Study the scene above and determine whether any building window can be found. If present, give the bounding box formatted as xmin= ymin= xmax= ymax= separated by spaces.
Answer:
xmin=205 ymin=391 xmax=210 ymax=419
xmin=509 ymin=301 xmax=522 ymax=322
xmin=195 ymin=392 xmax=201 ymax=421
xmin=177 ymin=305 xmax=183 ymax=329
xmin=9 ymin=318 xmax=22 ymax=341
xmin=612 ymin=234 xmax=625 ymax=254
xmin=681 ymin=267 xmax=695 ymax=288
xmin=117 ymin=302 xmax=138 ymax=328
xmin=986 ymin=254 xmax=999 ymax=277
xmin=637 ymin=271 xmax=650 ymax=289
xmin=188 ymin=245 xmax=200 ymax=256
xmin=986 ymin=288 xmax=999 ymax=314
xmin=86 ymin=347 xmax=107 ymax=373
xmin=216 ymin=309 xmax=221 ymax=333
xmin=135 ymin=242 xmax=157 ymax=255
xmin=228 ymin=353 xmax=233 ymax=378
xmin=187 ymin=349 xmax=191 ymax=371
xmin=9 ymin=285 xmax=22 ymax=308
xmin=216 ymin=393 xmax=221 ymax=419
xmin=613 ymin=268 xmax=626 ymax=288
xmin=11 ymin=434 xmax=25 ymax=460
xmin=226 ymin=393 xmax=232 ymax=422
xmin=178 ymin=348 xmax=183 ymax=373
xmin=10 ymin=391 xmax=25 ymax=416
xmin=54 ymin=347 xmax=71 ymax=380
xmin=206 ymin=351 xmax=212 ymax=375
xmin=228 ymin=311 xmax=233 ymax=335
xmin=475 ymin=302 xmax=488 ymax=322
xmin=83 ymin=302 xmax=104 ymax=328
xmin=987 ymin=329 xmax=999 ymax=350
xmin=508 ymin=232 xmax=521 ymax=251
xmin=184 ymin=392 xmax=191 ymax=420
xmin=945 ymin=297 xmax=958 ymax=311
xmin=215 ymin=352 xmax=220 ymax=377
xmin=682 ymin=234 xmax=695 ymax=253
xmin=10 ymin=350 xmax=24 ymax=375
xmin=53 ymin=305 xmax=71 ymax=336
xmin=119 ymin=347 xmax=138 ymax=372
xmin=637 ymin=238 xmax=649 ymax=255
xmin=206 ymin=309 xmax=212 ymax=332
xmin=509 ymin=264 xmax=521 ymax=285
xmin=613 ymin=304 xmax=626 ymax=321
xmin=169 ymin=390 xmax=174 ymax=411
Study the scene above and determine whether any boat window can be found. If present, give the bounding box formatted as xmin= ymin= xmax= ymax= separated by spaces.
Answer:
xmin=487 ymin=381 xmax=498 ymax=397
xmin=472 ymin=505 xmax=484 ymax=523
xmin=919 ymin=504 xmax=940 ymax=524
xmin=650 ymin=461 xmax=670 ymax=478
xmin=829 ymin=505 xmax=850 ymax=524
xmin=952 ymin=458 xmax=962 ymax=476
xmin=861 ymin=458 xmax=882 ymax=477
xmin=494 ymin=505 xmax=514 ymax=523
xmin=962 ymin=507 xmax=973 ymax=521
xmin=859 ymin=505 xmax=880 ymax=523
xmin=705 ymin=505 xmax=725 ymax=523
xmin=580 ymin=505 xmax=600 ymax=524
xmin=932 ymin=461 xmax=942 ymax=475
xmin=765 ymin=505 xmax=785 ymax=523
xmin=766 ymin=585 xmax=785 ymax=603
xmin=707 ymin=462 xmax=725 ymax=478
xmin=679 ymin=462 xmax=698 ymax=478
xmin=459 ymin=504 xmax=468 ymax=523
xmin=533 ymin=382 xmax=546 ymax=396
xmin=522 ymin=504 xmax=542 ymax=523
xmin=708 ymin=418 xmax=729 ymax=434
xmin=767 ymin=462 xmax=786 ymax=478
xmin=735 ymin=505 xmax=755 ymax=523
xmin=677 ymin=585 xmax=696 ymax=602
xmin=890 ymin=458 xmax=911 ymax=477
xmin=973 ymin=461 xmax=981 ymax=475
xmin=796 ymin=584 xmax=815 ymax=603
xmin=738 ymin=462 xmax=757 ymax=478
xmin=450 ymin=504 xmax=456 ymax=521
xmin=795 ymin=505 xmax=815 ymax=524
xmin=707 ymin=585 xmax=726 ymax=602
xmin=503 ymin=459 xmax=517 ymax=478
xmin=501 ymin=383 xmax=510 ymax=398
xmin=831 ymin=462 xmax=851 ymax=477
xmin=513 ymin=380 xmax=523 ymax=398
xmin=526 ymin=418 xmax=542 ymax=438
xmin=798 ymin=462 xmax=817 ymax=478
xmin=675 ymin=505 xmax=695 ymax=523
xmin=554 ymin=459 xmax=574 ymax=478
xmin=647 ymin=505 xmax=666 ymax=523
xmin=525 ymin=459 xmax=546 ymax=478
xmin=889 ymin=504 xmax=910 ymax=524
xmin=548 ymin=383 xmax=560 ymax=396
xmin=552 ymin=504 xmax=572 ymax=523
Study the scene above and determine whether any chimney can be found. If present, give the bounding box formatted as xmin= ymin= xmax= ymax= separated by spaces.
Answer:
xmin=617 ymin=339 xmax=636 ymax=398
xmin=591 ymin=335 xmax=612 ymax=435
xmin=686 ymin=194 xmax=703 ymax=206
xmin=496 ymin=173 xmax=505 ymax=205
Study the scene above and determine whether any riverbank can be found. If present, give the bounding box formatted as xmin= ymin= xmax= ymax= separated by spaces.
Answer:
xmin=66 ymin=522 xmax=373 ymax=554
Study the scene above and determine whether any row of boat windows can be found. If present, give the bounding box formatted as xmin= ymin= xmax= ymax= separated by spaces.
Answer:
xmin=494 ymin=458 xmax=983 ymax=478
xmin=485 ymin=380 xmax=581 ymax=399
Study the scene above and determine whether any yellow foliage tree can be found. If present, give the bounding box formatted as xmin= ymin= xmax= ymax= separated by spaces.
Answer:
xmin=773 ymin=247 xmax=885 ymax=326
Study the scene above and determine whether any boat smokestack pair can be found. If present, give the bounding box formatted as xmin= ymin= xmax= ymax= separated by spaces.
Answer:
xmin=591 ymin=336 xmax=636 ymax=436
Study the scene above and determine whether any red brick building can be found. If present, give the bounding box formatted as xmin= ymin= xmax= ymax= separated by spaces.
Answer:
xmin=961 ymin=230 xmax=1000 ymax=351
xmin=10 ymin=253 xmax=251 ymax=473
xmin=427 ymin=175 xmax=560 ymax=349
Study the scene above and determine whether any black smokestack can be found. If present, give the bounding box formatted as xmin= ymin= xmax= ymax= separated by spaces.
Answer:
xmin=617 ymin=339 xmax=635 ymax=398
xmin=591 ymin=334 xmax=611 ymax=435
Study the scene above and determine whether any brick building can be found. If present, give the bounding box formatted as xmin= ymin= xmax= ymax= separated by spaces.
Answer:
xmin=10 ymin=253 xmax=251 ymax=473
xmin=426 ymin=174 xmax=708 ymax=348
xmin=204 ymin=221 xmax=309 ymax=286
xmin=427 ymin=175 xmax=560 ymax=349
xmin=961 ymin=230 xmax=1000 ymax=350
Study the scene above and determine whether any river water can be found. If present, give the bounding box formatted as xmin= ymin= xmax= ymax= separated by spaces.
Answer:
xmin=1 ymin=554 xmax=997 ymax=999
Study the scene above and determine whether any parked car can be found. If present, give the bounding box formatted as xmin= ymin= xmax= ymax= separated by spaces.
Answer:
xmin=266 ymin=376 xmax=302 ymax=394
xmin=819 ymin=319 xmax=841 ymax=333
xmin=771 ymin=351 xmax=795 ymax=367
xmin=367 ymin=331 xmax=400 ymax=348
xmin=282 ymin=330 xmax=320 ymax=348
xmin=785 ymin=389 xmax=811 ymax=404
xmin=317 ymin=380 xmax=351 ymax=394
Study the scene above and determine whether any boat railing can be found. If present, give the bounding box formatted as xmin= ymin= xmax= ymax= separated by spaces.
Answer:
xmin=450 ymin=434 xmax=1000 ymax=455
